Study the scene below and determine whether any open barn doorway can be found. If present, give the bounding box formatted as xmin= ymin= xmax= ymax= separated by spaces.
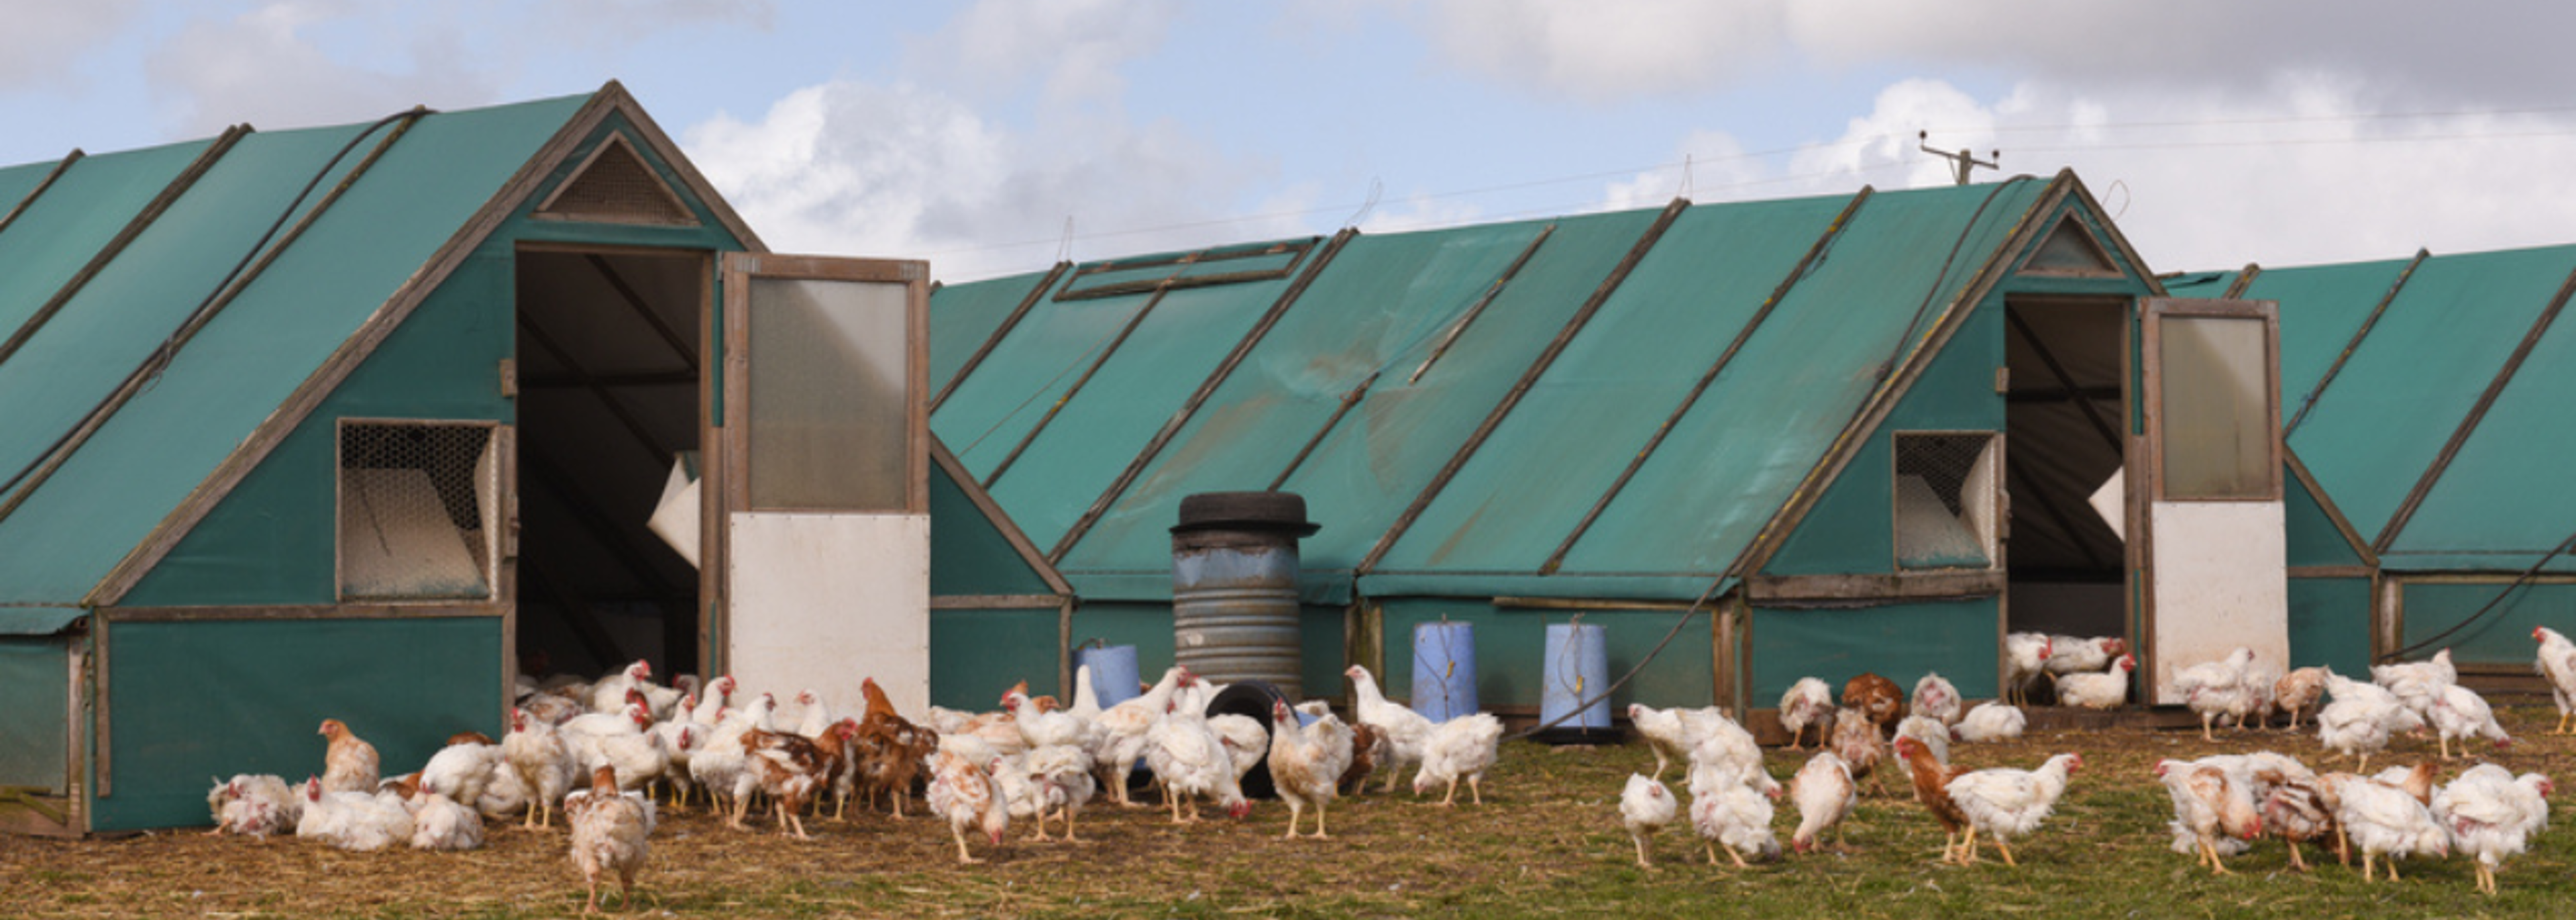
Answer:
xmin=513 ymin=246 xmax=710 ymax=685
xmin=2001 ymin=297 xmax=2131 ymax=653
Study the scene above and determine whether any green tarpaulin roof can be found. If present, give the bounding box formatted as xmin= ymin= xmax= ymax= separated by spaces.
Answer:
xmin=0 ymin=94 xmax=592 ymax=605
xmin=2228 ymin=244 xmax=2576 ymax=573
xmin=931 ymin=178 xmax=2063 ymax=601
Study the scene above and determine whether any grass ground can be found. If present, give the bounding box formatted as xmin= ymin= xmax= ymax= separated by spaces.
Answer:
xmin=5 ymin=707 xmax=2573 ymax=919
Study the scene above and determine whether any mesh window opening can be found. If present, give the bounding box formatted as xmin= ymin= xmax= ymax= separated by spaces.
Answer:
xmin=537 ymin=138 xmax=696 ymax=226
xmin=340 ymin=423 xmax=498 ymax=600
xmin=1894 ymin=433 xmax=2000 ymax=570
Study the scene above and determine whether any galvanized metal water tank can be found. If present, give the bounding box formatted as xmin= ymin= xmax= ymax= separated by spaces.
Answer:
xmin=1171 ymin=491 xmax=1319 ymax=700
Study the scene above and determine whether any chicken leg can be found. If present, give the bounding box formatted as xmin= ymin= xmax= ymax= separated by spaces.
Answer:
xmin=2285 ymin=839 xmax=2310 ymax=872
xmin=1311 ymin=803 xmax=1332 ymax=839
xmin=1632 ymin=833 xmax=1654 ymax=868
xmin=950 ymin=822 xmax=984 ymax=865
xmin=1993 ymin=835 xmax=2019 ymax=868
xmin=2200 ymin=713 xmax=2216 ymax=743
xmin=1469 ymin=775 xmax=1486 ymax=805
xmin=1439 ymin=777 xmax=1461 ymax=807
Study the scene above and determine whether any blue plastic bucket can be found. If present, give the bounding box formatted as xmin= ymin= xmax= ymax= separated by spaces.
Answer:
xmin=1411 ymin=621 xmax=1479 ymax=722
xmin=1073 ymin=643 xmax=1141 ymax=709
xmin=1540 ymin=622 xmax=1611 ymax=731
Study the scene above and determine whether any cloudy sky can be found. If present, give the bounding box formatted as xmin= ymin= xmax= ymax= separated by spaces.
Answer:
xmin=7 ymin=1 xmax=2576 ymax=281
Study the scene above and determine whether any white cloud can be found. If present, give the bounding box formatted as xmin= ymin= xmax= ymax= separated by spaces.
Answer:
xmin=535 ymin=0 xmax=774 ymax=45
xmin=1757 ymin=74 xmax=2576 ymax=271
xmin=905 ymin=0 xmax=1181 ymax=105
xmin=1409 ymin=0 xmax=1785 ymax=101
xmin=0 ymin=0 xmax=144 ymax=90
xmin=685 ymin=79 xmax=1290 ymax=280
xmin=146 ymin=0 xmax=503 ymax=136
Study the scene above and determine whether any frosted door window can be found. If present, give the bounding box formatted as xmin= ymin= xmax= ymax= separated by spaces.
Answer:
xmin=2157 ymin=315 xmax=2273 ymax=499
xmin=747 ymin=278 xmax=910 ymax=510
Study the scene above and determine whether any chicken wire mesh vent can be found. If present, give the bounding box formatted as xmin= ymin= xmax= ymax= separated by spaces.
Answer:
xmin=339 ymin=422 xmax=500 ymax=600
xmin=1894 ymin=432 xmax=2000 ymax=570
xmin=535 ymin=136 xmax=697 ymax=226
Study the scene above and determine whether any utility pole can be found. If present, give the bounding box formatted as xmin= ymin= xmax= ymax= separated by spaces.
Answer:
xmin=1919 ymin=131 xmax=2000 ymax=185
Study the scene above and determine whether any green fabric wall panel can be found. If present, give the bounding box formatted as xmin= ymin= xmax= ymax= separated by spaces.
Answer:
xmin=0 ymin=638 xmax=69 ymax=792
xmin=2399 ymin=581 xmax=2575 ymax=668
xmin=2288 ymin=247 xmax=2576 ymax=544
xmin=2284 ymin=470 xmax=2365 ymax=568
xmin=1560 ymin=182 xmax=2047 ymax=576
xmin=928 ymin=275 xmax=1051 ymax=394
xmin=1380 ymin=195 xmax=1854 ymax=574
xmin=2385 ymin=278 xmax=2576 ymax=561
xmin=2287 ymin=577 xmax=2371 ymax=676
xmin=930 ymin=608 xmax=1060 ymax=706
xmin=1748 ymin=598 xmax=2000 ymax=702
xmin=1377 ymin=598 xmax=1715 ymax=711
xmin=1061 ymin=220 xmax=1566 ymax=581
xmin=987 ymin=280 xmax=1293 ymax=550
xmin=929 ymin=456 xmax=1053 ymax=598
xmin=94 ymin=616 xmax=503 ymax=831
xmin=1069 ymin=603 xmax=1179 ymax=682
xmin=1297 ymin=603 xmax=1349 ymax=703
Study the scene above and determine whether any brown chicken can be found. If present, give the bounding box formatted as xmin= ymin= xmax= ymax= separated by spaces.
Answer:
xmin=850 ymin=716 xmax=938 ymax=819
xmin=1843 ymin=673 xmax=1905 ymax=737
xmin=741 ymin=725 xmax=848 ymax=839
xmin=1340 ymin=722 xmax=1389 ymax=796
xmin=317 ymin=719 xmax=381 ymax=794
xmin=1892 ymin=735 xmax=1973 ymax=864
xmin=2260 ymin=774 xmax=2346 ymax=872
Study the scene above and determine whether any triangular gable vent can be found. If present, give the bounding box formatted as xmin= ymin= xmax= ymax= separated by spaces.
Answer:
xmin=2019 ymin=213 xmax=2119 ymax=277
xmin=534 ymin=134 xmax=698 ymax=227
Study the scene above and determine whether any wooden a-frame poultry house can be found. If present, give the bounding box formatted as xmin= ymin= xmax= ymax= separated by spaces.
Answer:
xmin=0 ymin=83 xmax=1068 ymax=834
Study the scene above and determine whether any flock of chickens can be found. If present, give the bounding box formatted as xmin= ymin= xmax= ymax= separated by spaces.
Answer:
xmin=199 ymin=659 xmax=1507 ymax=913
xmin=1617 ymin=627 xmax=2576 ymax=897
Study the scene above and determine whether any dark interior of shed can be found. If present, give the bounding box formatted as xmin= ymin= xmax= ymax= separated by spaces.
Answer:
xmin=513 ymin=247 xmax=707 ymax=684
xmin=2001 ymin=298 xmax=2130 ymax=644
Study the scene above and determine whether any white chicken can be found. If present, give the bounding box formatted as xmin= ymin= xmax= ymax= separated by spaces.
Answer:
xmin=1412 ymin=713 xmax=1505 ymax=807
xmin=1954 ymin=701 xmax=2026 ymax=744
xmin=1145 ymin=712 xmax=1252 ymax=823
xmin=1267 ymin=701 xmax=1354 ymax=839
xmin=2003 ymin=632 xmax=2053 ymax=707
xmin=205 ymin=774 xmax=301 ymax=840
xmin=2174 ymin=647 xmax=2258 ymax=740
xmin=2428 ymin=682 xmax=2512 ymax=760
xmin=1788 ymin=751 xmax=1856 ymax=854
xmin=404 ymin=789 xmax=485 ymax=852
xmin=2536 ymin=627 xmax=2576 ymax=733
xmin=1688 ymin=776 xmax=1780 ymax=868
xmin=418 ymin=733 xmax=501 ymax=811
xmin=2372 ymin=648 xmax=2457 ymax=721
xmin=790 ymin=689 xmax=835 ymax=740
xmin=1619 ymin=773 xmax=1678 ymax=867
xmin=1894 ymin=715 xmax=1950 ymax=768
xmin=2324 ymin=770 xmax=2450 ymax=882
xmin=690 ymin=692 xmax=777 ymax=825
xmin=1631 ymin=703 xmax=1751 ymax=782
xmin=293 ymin=777 xmax=413 ymax=852
xmin=1945 ymin=752 xmax=2082 ymax=867
xmin=926 ymin=749 xmax=1011 ymax=864
xmin=475 ymin=760 xmax=530 ymax=822
xmin=1006 ymin=688 xmax=1095 ymax=752
xmin=2154 ymin=759 xmax=2261 ymax=874
xmin=1022 ymin=744 xmax=1097 ymax=841
xmin=2317 ymin=671 xmax=2422 ymax=771
xmin=1207 ymin=713 xmax=1270 ymax=782
xmin=1778 ymin=677 xmax=1835 ymax=750
xmin=2045 ymin=634 xmax=2125 ymax=676
xmin=987 ymin=753 xmax=1049 ymax=838
xmin=2052 ymin=654 xmax=2133 ymax=710
xmin=588 ymin=660 xmax=653 ymax=715
xmin=651 ymin=704 xmax=708 ymax=811
xmin=2432 ymin=763 xmax=2554 ymax=895
xmin=1828 ymin=707 xmax=1888 ymax=798
xmin=564 ymin=764 xmax=655 ymax=913
xmin=1096 ymin=666 xmax=1197 ymax=805
xmin=502 ymin=708 xmax=576 ymax=829
xmin=1346 ymin=664 xmax=1434 ymax=793
xmin=1911 ymin=672 xmax=1962 ymax=727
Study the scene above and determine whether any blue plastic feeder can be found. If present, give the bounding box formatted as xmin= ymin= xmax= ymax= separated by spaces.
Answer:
xmin=1536 ymin=621 xmax=1613 ymax=744
xmin=1411 ymin=621 xmax=1479 ymax=722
